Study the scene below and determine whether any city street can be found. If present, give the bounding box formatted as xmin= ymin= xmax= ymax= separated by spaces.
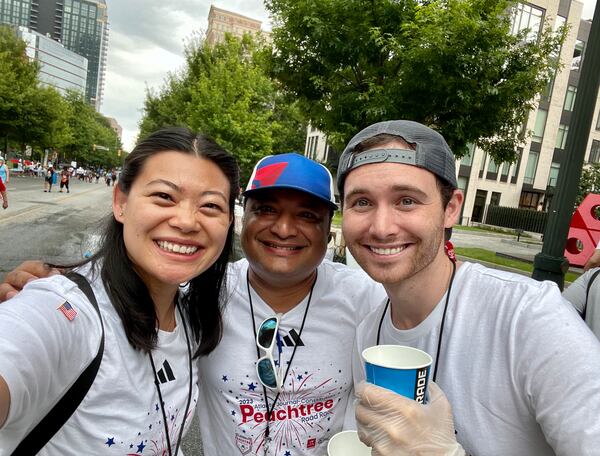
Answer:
xmin=0 ymin=175 xmax=113 ymax=280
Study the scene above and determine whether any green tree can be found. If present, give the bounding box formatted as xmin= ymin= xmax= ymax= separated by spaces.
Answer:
xmin=0 ymin=25 xmax=40 ymax=153
xmin=140 ymin=34 xmax=307 ymax=182
xmin=265 ymin=0 xmax=566 ymax=162
xmin=576 ymin=163 xmax=600 ymax=208
xmin=91 ymin=111 xmax=122 ymax=168
xmin=18 ymin=85 xmax=71 ymax=155
xmin=62 ymin=90 xmax=97 ymax=164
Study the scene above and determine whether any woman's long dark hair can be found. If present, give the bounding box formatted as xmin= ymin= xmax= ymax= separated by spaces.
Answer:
xmin=68 ymin=127 xmax=239 ymax=357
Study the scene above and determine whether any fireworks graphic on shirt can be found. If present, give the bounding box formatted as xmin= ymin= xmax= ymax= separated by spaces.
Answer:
xmin=102 ymin=396 xmax=196 ymax=455
xmin=222 ymin=364 xmax=349 ymax=455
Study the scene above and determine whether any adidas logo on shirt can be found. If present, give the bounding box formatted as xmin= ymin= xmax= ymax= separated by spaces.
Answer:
xmin=281 ymin=329 xmax=304 ymax=347
xmin=156 ymin=360 xmax=176 ymax=384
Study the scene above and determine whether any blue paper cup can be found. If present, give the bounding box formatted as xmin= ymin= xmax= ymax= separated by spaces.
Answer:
xmin=362 ymin=345 xmax=432 ymax=403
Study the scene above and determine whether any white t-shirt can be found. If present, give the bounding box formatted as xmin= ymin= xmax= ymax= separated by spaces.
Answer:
xmin=0 ymin=266 xmax=198 ymax=455
xmin=563 ymin=267 xmax=600 ymax=340
xmin=197 ymin=259 xmax=386 ymax=456
xmin=351 ymin=262 xmax=600 ymax=456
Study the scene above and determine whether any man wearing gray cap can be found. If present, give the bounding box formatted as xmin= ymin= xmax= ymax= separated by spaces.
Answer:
xmin=338 ymin=120 xmax=600 ymax=455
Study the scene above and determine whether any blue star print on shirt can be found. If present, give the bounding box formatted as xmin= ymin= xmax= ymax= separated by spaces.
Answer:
xmin=137 ymin=441 xmax=146 ymax=452
xmin=105 ymin=437 xmax=115 ymax=447
xmin=222 ymin=375 xmax=228 ymax=382
xmin=248 ymin=382 xmax=256 ymax=391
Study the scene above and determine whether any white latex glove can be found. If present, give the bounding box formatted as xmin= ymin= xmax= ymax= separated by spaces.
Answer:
xmin=355 ymin=381 xmax=466 ymax=456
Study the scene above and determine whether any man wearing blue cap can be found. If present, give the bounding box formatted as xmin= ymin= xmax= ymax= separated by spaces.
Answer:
xmin=197 ymin=153 xmax=385 ymax=455
xmin=0 ymin=153 xmax=386 ymax=455
xmin=337 ymin=120 xmax=600 ymax=455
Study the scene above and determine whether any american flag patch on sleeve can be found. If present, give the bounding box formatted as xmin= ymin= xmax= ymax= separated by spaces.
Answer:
xmin=58 ymin=301 xmax=77 ymax=321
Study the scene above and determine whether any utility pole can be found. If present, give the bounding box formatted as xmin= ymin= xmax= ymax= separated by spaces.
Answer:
xmin=532 ymin=2 xmax=600 ymax=290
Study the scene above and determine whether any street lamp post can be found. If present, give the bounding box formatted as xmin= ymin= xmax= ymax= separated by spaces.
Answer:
xmin=532 ymin=2 xmax=600 ymax=290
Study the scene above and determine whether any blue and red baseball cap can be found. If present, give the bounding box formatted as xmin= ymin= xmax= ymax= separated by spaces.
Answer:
xmin=243 ymin=153 xmax=337 ymax=210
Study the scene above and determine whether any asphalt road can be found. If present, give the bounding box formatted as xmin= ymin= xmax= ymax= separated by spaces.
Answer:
xmin=0 ymin=175 xmax=114 ymax=279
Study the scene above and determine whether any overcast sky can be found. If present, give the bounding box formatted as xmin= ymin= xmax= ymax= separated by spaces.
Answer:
xmin=101 ymin=0 xmax=598 ymax=152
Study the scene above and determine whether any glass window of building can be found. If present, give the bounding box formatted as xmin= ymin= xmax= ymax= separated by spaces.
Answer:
xmin=564 ymin=85 xmax=577 ymax=112
xmin=460 ymin=143 xmax=475 ymax=166
xmin=511 ymin=149 xmax=523 ymax=181
xmin=487 ymin=159 xmax=499 ymax=173
xmin=532 ymin=108 xmax=548 ymax=143
xmin=523 ymin=151 xmax=539 ymax=184
xmin=548 ymin=162 xmax=560 ymax=187
xmin=501 ymin=161 xmax=511 ymax=177
xmin=572 ymin=40 xmax=585 ymax=70
xmin=519 ymin=191 xmax=541 ymax=209
xmin=555 ymin=124 xmax=569 ymax=149
xmin=479 ymin=152 xmax=487 ymax=172
xmin=549 ymin=15 xmax=567 ymax=59
xmin=590 ymin=140 xmax=600 ymax=163
xmin=490 ymin=192 xmax=501 ymax=206
xmin=510 ymin=3 xmax=544 ymax=42
xmin=541 ymin=71 xmax=556 ymax=102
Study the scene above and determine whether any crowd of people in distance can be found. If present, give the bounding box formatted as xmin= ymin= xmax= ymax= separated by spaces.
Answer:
xmin=40 ymin=164 xmax=119 ymax=192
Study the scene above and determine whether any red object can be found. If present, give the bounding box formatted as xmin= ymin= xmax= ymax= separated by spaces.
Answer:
xmin=9 ymin=159 xmax=19 ymax=164
xmin=565 ymin=193 xmax=600 ymax=266
xmin=445 ymin=240 xmax=457 ymax=263
xmin=250 ymin=162 xmax=288 ymax=189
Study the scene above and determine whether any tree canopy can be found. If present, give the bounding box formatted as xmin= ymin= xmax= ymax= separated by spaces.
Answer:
xmin=0 ymin=25 xmax=40 ymax=147
xmin=265 ymin=0 xmax=566 ymax=164
xmin=0 ymin=25 xmax=121 ymax=168
xmin=139 ymin=34 xmax=307 ymax=183
xmin=576 ymin=163 xmax=600 ymax=208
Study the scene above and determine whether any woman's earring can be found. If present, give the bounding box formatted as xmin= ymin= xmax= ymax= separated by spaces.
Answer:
xmin=119 ymin=211 xmax=124 ymax=217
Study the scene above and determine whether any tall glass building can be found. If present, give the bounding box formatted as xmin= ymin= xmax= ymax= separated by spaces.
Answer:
xmin=18 ymin=26 xmax=87 ymax=95
xmin=0 ymin=0 xmax=108 ymax=110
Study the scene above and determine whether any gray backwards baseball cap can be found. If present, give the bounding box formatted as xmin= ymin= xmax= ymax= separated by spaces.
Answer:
xmin=336 ymin=120 xmax=458 ymax=193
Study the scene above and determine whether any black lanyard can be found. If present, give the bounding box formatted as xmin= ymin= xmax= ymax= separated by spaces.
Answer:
xmin=148 ymin=304 xmax=193 ymax=456
xmin=376 ymin=260 xmax=457 ymax=382
xmin=247 ymin=269 xmax=317 ymax=455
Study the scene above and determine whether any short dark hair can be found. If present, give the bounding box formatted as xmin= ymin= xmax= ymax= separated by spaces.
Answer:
xmin=63 ymin=127 xmax=240 ymax=357
xmin=342 ymin=133 xmax=455 ymax=208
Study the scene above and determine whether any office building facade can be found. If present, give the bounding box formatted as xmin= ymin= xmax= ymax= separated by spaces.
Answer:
xmin=18 ymin=25 xmax=87 ymax=94
xmin=206 ymin=5 xmax=262 ymax=46
xmin=0 ymin=0 xmax=109 ymax=110
xmin=106 ymin=116 xmax=122 ymax=140
xmin=457 ymin=2 xmax=600 ymax=224
xmin=305 ymin=0 xmax=600 ymax=224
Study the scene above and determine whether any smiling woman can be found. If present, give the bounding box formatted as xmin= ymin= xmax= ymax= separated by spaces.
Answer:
xmin=0 ymin=127 xmax=239 ymax=455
